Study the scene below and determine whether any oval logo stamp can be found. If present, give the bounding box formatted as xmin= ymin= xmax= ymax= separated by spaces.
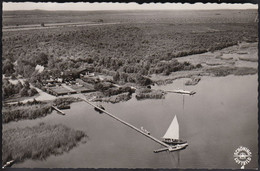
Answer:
xmin=233 ymin=146 xmax=252 ymax=169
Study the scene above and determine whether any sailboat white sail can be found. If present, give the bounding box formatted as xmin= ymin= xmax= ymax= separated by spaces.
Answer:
xmin=163 ymin=115 xmax=179 ymax=140
xmin=154 ymin=115 xmax=188 ymax=153
xmin=162 ymin=115 xmax=187 ymax=145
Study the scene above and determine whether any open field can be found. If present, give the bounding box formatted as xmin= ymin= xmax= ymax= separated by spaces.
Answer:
xmin=3 ymin=10 xmax=257 ymax=26
xmin=48 ymin=86 xmax=75 ymax=95
xmin=2 ymin=123 xmax=86 ymax=164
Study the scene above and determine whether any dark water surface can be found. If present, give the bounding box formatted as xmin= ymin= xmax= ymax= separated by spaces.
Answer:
xmin=6 ymin=75 xmax=258 ymax=169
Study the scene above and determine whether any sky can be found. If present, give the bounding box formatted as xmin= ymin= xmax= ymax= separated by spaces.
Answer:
xmin=3 ymin=2 xmax=258 ymax=11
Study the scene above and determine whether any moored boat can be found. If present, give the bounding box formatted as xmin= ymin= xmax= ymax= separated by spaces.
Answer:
xmin=94 ymin=105 xmax=105 ymax=113
xmin=162 ymin=115 xmax=187 ymax=145
xmin=2 ymin=160 xmax=15 ymax=169
xmin=168 ymin=143 xmax=188 ymax=152
xmin=141 ymin=126 xmax=151 ymax=135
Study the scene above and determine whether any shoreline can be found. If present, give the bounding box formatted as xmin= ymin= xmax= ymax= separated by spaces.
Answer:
xmin=3 ymin=42 xmax=258 ymax=105
xmin=151 ymin=41 xmax=258 ymax=86
xmin=2 ymin=41 xmax=257 ymax=166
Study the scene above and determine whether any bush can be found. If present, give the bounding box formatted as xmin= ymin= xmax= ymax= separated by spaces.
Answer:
xmin=135 ymin=74 xmax=152 ymax=86
xmin=104 ymin=86 xmax=135 ymax=96
xmin=20 ymin=87 xmax=29 ymax=97
xmin=28 ymin=88 xmax=38 ymax=97
xmin=11 ymin=74 xmax=16 ymax=80
xmin=53 ymin=97 xmax=78 ymax=106
xmin=196 ymin=64 xmax=202 ymax=68
xmin=23 ymin=80 xmax=30 ymax=89
xmin=94 ymin=82 xmax=113 ymax=92
xmin=136 ymin=89 xmax=165 ymax=100
xmin=3 ymin=59 xmax=15 ymax=75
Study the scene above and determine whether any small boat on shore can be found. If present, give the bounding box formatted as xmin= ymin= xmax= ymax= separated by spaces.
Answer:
xmin=94 ymin=105 xmax=105 ymax=114
xmin=2 ymin=160 xmax=15 ymax=169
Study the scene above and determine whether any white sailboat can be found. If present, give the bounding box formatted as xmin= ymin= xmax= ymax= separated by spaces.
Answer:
xmin=162 ymin=115 xmax=187 ymax=145
xmin=154 ymin=115 xmax=188 ymax=153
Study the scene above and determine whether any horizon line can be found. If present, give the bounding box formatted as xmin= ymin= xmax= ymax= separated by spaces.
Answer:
xmin=3 ymin=2 xmax=257 ymax=11
xmin=3 ymin=8 xmax=258 ymax=12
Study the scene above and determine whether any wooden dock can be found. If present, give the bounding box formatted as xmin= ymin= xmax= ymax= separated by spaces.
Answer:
xmin=79 ymin=97 xmax=171 ymax=150
xmin=52 ymin=106 xmax=66 ymax=115
xmin=166 ymin=90 xmax=196 ymax=95
xmin=154 ymin=147 xmax=169 ymax=153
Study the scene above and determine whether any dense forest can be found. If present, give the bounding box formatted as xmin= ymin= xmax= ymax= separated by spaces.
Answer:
xmin=2 ymin=10 xmax=258 ymax=87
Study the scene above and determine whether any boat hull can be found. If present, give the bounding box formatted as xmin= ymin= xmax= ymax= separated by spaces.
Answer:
xmin=154 ymin=143 xmax=188 ymax=153
xmin=168 ymin=143 xmax=188 ymax=152
xmin=162 ymin=139 xmax=187 ymax=145
xmin=94 ymin=105 xmax=105 ymax=114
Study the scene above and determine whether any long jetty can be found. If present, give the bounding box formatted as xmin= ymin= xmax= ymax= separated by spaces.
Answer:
xmin=79 ymin=97 xmax=171 ymax=150
xmin=166 ymin=90 xmax=196 ymax=95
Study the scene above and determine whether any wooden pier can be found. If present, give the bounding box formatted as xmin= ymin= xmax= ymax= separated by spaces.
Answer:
xmin=166 ymin=90 xmax=196 ymax=95
xmin=52 ymin=106 xmax=66 ymax=115
xmin=79 ymin=97 xmax=171 ymax=150
xmin=154 ymin=147 xmax=169 ymax=153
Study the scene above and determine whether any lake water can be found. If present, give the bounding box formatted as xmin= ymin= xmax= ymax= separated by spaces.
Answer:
xmin=5 ymin=74 xmax=258 ymax=169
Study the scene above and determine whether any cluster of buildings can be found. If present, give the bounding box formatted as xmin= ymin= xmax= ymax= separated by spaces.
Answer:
xmin=42 ymin=67 xmax=112 ymax=97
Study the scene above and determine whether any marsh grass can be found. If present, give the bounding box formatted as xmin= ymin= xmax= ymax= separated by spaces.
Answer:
xmin=2 ymin=103 xmax=52 ymax=123
xmin=52 ymin=97 xmax=79 ymax=107
xmin=238 ymin=57 xmax=258 ymax=62
xmin=206 ymin=66 xmax=257 ymax=77
xmin=2 ymin=123 xmax=86 ymax=164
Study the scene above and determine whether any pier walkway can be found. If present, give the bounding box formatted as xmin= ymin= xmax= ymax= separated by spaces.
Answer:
xmin=166 ymin=90 xmax=196 ymax=95
xmin=79 ymin=97 xmax=171 ymax=150
xmin=52 ymin=106 xmax=66 ymax=115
